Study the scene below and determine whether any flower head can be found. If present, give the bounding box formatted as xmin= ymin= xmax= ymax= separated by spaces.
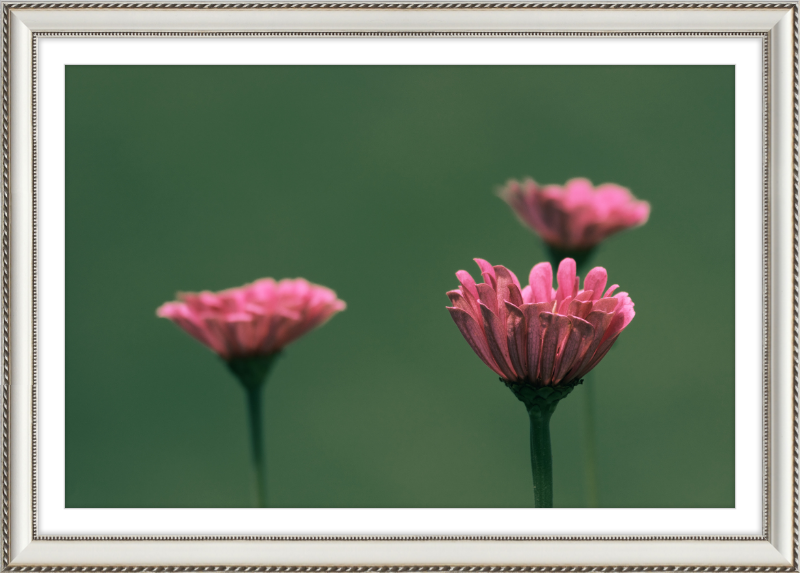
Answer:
xmin=157 ymin=278 xmax=346 ymax=360
xmin=498 ymin=177 xmax=650 ymax=251
xmin=447 ymin=258 xmax=634 ymax=385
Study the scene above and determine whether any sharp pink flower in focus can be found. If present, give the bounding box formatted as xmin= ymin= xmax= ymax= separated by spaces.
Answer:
xmin=157 ymin=278 xmax=346 ymax=360
xmin=498 ymin=177 xmax=650 ymax=251
xmin=446 ymin=258 xmax=634 ymax=385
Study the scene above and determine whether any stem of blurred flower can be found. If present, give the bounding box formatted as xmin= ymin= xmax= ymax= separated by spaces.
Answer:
xmin=245 ymin=383 xmax=267 ymax=508
xmin=226 ymin=354 xmax=280 ymax=508
xmin=546 ymin=244 xmax=600 ymax=508
xmin=581 ymin=374 xmax=599 ymax=507
xmin=527 ymin=405 xmax=554 ymax=508
xmin=545 ymin=244 xmax=594 ymax=275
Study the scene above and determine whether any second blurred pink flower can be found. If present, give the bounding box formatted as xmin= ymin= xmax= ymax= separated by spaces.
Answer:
xmin=498 ymin=177 xmax=650 ymax=252
xmin=157 ymin=277 xmax=346 ymax=360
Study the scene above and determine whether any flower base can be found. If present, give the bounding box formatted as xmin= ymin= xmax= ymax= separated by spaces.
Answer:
xmin=503 ymin=378 xmax=584 ymax=414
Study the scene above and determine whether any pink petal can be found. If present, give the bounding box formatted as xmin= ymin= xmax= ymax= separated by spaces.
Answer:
xmin=476 ymin=283 xmax=498 ymax=315
xmin=575 ymin=334 xmax=620 ymax=379
xmin=569 ymin=310 xmax=613 ymax=379
xmin=479 ymin=303 xmax=517 ymax=380
xmin=553 ymin=316 xmax=595 ymax=384
xmin=456 ymin=270 xmax=481 ymax=309
xmin=474 ymin=258 xmax=497 ymax=288
xmin=584 ymin=267 xmax=608 ymax=302
xmin=505 ymin=302 xmax=528 ymax=380
xmin=568 ymin=298 xmax=593 ymax=319
xmin=539 ymin=314 xmax=570 ymax=385
xmin=556 ymin=258 xmax=577 ymax=303
xmin=521 ymin=285 xmax=533 ymax=304
xmin=591 ymin=298 xmax=618 ymax=313
xmin=613 ymin=292 xmax=633 ymax=314
xmin=557 ymin=296 xmax=573 ymax=315
xmin=448 ymin=307 xmax=504 ymax=378
xmin=576 ymin=297 xmax=636 ymax=379
xmin=528 ymin=262 xmax=553 ymax=303
xmin=522 ymin=302 xmax=553 ymax=381
xmin=563 ymin=317 xmax=599 ymax=381
xmin=506 ymin=283 xmax=524 ymax=307
xmin=494 ymin=265 xmax=523 ymax=308
xmin=446 ymin=290 xmax=477 ymax=318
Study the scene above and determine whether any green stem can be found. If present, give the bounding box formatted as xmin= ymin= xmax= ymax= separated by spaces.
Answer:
xmin=245 ymin=382 xmax=267 ymax=508
xmin=505 ymin=379 xmax=582 ymax=508
xmin=545 ymin=244 xmax=595 ymax=273
xmin=581 ymin=377 xmax=599 ymax=507
xmin=226 ymin=353 xmax=279 ymax=508
xmin=527 ymin=406 xmax=554 ymax=508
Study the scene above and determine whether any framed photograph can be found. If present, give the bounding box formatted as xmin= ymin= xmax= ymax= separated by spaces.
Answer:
xmin=2 ymin=1 xmax=797 ymax=569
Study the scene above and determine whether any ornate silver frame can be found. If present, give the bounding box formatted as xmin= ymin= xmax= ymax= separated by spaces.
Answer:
xmin=2 ymin=2 xmax=796 ymax=570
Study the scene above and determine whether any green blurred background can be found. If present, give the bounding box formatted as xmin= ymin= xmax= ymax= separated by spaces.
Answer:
xmin=65 ymin=65 xmax=734 ymax=508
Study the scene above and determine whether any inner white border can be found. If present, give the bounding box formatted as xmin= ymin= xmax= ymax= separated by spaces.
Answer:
xmin=36 ymin=36 xmax=763 ymax=537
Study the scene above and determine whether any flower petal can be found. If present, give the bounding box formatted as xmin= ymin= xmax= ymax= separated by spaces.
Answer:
xmin=556 ymin=258 xmax=577 ymax=303
xmin=554 ymin=316 xmax=594 ymax=383
xmin=447 ymin=307 xmax=504 ymax=377
xmin=494 ymin=265 xmax=523 ymax=308
xmin=591 ymin=297 xmax=618 ymax=314
xmin=476 ymin=283 xmax=498 ymax=315
xmin=584 ymin=267 xmax=608 ymax=302
xmin=521 ymin=285 xmax=533 ymax=304
xmin=528 ymin=262 xmax=553 ymax=303
xmin=522 ymin=302 xmax=553 ymax=381
xmin=505 ymin=302 xmax=528 ymax=380
xmin=568 ymin=298 xmax=593 ymax=319
xmin=539 ymin=313 xmax=570 ymax=385
xmin=479 ymin=303 xmax=517 ymax=380
xmin=568 ymin=310 xmax=612 ymax=376
xmin=456 ymin=270 xmax=481 ymax=313
xmin=474 ymin=258 xmax=497 ymax=288
xmin=447 ymin=290 xmax=477 ymax=318
xmin=575 ymin=334 xmax=619 ymax=379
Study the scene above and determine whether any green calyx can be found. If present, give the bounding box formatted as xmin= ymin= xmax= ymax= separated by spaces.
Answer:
xmin=226 ymin=353 xmax=280 ymax=389
xmin=502 ymin=378 xmax=584 ymax=415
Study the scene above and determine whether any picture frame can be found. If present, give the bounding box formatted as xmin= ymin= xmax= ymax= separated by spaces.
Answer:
xmin=2 ymin=1 xmax=797 ymax=569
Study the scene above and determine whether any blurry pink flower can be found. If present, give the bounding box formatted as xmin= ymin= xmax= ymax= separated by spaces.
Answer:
xmin=157 ymin=278 xmax=346 ymax=360
xmin=447 ymin=258 xmax=634 ymax=385
xmin=498 ymin=177 xmax=650 ymax=251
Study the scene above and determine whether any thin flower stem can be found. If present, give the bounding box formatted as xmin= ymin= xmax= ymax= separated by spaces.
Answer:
xmin=527 ymin=407 xmax=554 ymax=508
xmin=581 ymin=376 xmax=599 ymax=507
xmin=226 ymin=353 xmax=279 ymax=508
xmin=507 ymin=378 xmax=582 ymax=508
xmin=245 ymin=383 xmax=268 ymax=508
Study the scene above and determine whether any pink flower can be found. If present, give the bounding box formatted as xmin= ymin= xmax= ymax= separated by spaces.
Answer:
xmin=157 ymin=278 xmax=346 ymax=360
xmin=498 ymin=177 xmax=650 ymax=251
xmin=447 ymin=258 xmax=634 ymax=385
